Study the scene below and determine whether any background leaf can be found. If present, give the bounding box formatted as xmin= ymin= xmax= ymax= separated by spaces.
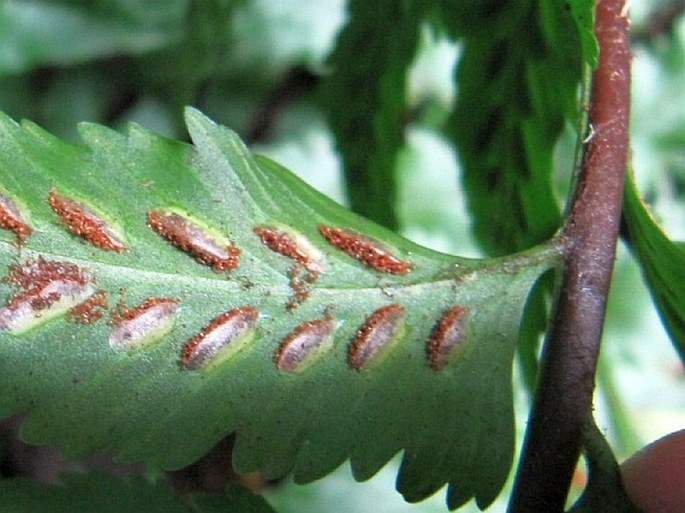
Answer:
xmin=429 ymin=0 xmax=589 ymax=396
xmin=622 ymin=173 xmax=685 ymax=364
xmin=319 ymin=0 xmax=421 ymax=230
xmin=568 ymin=0 xmax=599 ymax=68
xmin=440 ymin=0 xmax=583 ymax=256
xmin=0 ymin=0 xmax=188 ymax=76
xmin=0 ymin=109 xmax=558 ymax=509
xmin=0 ymin=0 xmax=249 ymax=143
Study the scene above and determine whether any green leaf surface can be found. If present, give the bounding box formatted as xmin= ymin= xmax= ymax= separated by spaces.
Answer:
xmin=320 ymin=0 xmax=420 ymax=230
xmin=0 ymin=474 xmax=274 ymax=513
xmin=623 ymin=174 xmax=685 ymax=364
xmin=0 ymin=0 xmax=188 ymax=76
xmin=567 ymin=0 xmax=598 ymax=68
xmin=0 ymin=109 xmax=558 ymax=509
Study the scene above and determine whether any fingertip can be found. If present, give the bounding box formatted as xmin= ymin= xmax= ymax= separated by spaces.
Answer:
xmin=621 ymin=429 xmax=685 ymax=513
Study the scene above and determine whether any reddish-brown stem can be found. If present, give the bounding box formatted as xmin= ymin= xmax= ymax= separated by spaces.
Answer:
xmin=508 ymin=1 xmax=631 ymax=511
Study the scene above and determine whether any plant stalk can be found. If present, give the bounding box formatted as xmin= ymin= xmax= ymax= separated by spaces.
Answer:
xmin=508 ymin=1 xmax=631 ymax=511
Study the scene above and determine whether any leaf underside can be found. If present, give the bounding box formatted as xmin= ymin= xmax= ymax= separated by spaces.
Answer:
xmin=0 ymin=473 xmax=274 ymax=513
xmin=0 ymin=109 xmax=555 ymax=509
xmin=623 ymin=175 xmax=685 ymax=364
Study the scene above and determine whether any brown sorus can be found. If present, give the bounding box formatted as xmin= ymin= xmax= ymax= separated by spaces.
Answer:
xmin=0 ymin=193 xmax=32 ymax=243
xmin=48 ymin=189 xmax=127 ymax=252
xmin=0 ymin=257 xmax=94 ymax=332
xmin=181 ymin=306 xmax=259 ymax=370
xmin=109 ymin=296 xmax=177 ymax=326
xmin=348 ymin=304 xmax=405 ymax=371
xmin=318 ymin=226 xmax=411 ymax=275
xmin=254 ymin=226 xmax=310 ymax=267
xmin=67 ymin=290 xmax=108 ymax=324
xmin=274 ymin=317 xmax=336 ymax=372
xmin=108 ymin=297 xmax=178 ymax=350
xmin=427 ymin=305 xmax=470 ymax=371
xmin=286 ymin=264 xmax=316 ymax=311
xmin=2 ymin=257 xmax=89 ymax=308
xmin=147 ymin=210 xmax=240 ymax=271
xmin=254 ymin=225 xmax=322 ymax=309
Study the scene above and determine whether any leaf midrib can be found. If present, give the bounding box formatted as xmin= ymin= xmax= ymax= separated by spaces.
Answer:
xmin=0 ymin=239 xmax=561 ymax=302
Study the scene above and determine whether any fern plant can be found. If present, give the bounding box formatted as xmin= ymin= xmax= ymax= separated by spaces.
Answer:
xmin=0 ymin=0 xmax=683 ymax=512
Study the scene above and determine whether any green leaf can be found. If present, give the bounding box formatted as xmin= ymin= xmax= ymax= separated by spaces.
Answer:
xmin=568 ymin=423 xmax=640 ymax=513
xmin=0 ymin=0 xmax=189 ymax=76
xmin=0 ymin=474 xmax=274 ymax=513
xmin=622 ymin=173 xmax=685 ymax=364
xmin=443 ymin=0 xmax=583 ymax=256
xmin=0 ymin=109 xmax=559 ymax=509
xmin=320 ymin=0 xmax=421 ymax=230
xmin=134 ymin=0 xmax=245 ymax=115
xmin=567 ymin=0 xmax=598 ymax=68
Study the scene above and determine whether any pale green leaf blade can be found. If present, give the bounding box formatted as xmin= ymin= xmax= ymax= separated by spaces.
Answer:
xmin=0 ymin=109 xmax=559 ymax=509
